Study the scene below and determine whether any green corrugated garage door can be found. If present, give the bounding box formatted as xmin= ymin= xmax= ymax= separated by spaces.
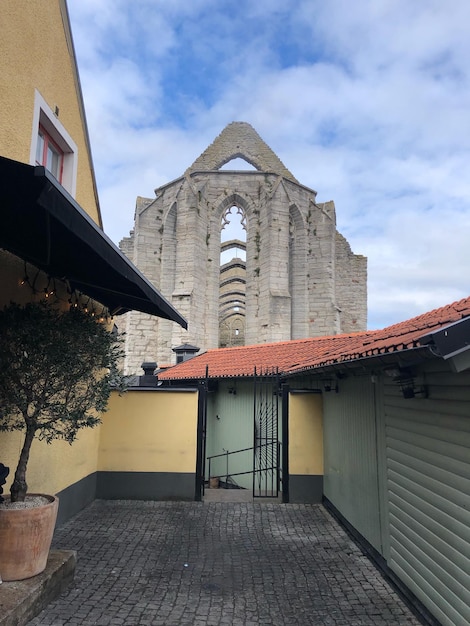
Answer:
xmin=384 ymin=363 xmax=470 ymax=626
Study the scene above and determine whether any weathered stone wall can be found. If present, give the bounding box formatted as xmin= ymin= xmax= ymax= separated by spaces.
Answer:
xmin=188 ymin=121 xmax=298 ymax=183
xmin=120 ymin=123 xmax=367 ymax=374
xmin=334 ymin=232 xmax=368 ymax=332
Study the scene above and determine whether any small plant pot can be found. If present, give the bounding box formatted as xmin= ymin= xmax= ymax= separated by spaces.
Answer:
xmin=0 ymin=494 xmax=58 ymax=581
xmin=209 ymin=477 xmax=219 ymax=489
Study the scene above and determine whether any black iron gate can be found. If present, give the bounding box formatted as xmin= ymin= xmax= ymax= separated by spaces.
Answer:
xmin=253 ymin=368 xmax=281 ymax=498
xmin=195 ymin=369 xmax=209 ymax=501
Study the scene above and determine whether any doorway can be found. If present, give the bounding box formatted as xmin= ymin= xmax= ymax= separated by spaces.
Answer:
xmin=197 ymin=372 xmax=286 ymax=501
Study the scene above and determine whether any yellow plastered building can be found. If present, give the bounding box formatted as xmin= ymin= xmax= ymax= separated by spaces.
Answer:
xmin=0 ymin=0 xmax=186 ymax=524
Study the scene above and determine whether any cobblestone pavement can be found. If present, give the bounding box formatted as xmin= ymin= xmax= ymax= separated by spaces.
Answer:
xmin=30 ymin=501 xmax=423 ymax=626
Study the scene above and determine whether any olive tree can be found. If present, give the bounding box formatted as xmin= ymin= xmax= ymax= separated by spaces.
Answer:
xmin=0 ymin=301 xmax=125 ymax=502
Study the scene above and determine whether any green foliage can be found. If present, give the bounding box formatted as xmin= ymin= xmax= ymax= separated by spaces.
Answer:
xmin=0 ymin=301 xmax=126 ymax=500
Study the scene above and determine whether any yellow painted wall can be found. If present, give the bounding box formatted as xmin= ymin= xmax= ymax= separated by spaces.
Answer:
xmin=99 ymin=390 xmax=199 ymax=473
xmin=0 ymin=2 xmax=108 ymax=499
xmin=289 ymin=393 xmax=323 ymax=475
xmin=1 ymin=425 xmax=100 ymax=496
xmin=0 ymin=0 xmax=100 ymax=224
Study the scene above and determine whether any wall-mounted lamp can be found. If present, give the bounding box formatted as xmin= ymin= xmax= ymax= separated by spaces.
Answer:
xmin=228 ymin=386 xmax=237 ymax=395
xmin=384 ymin=367 xmax=428 ymax=399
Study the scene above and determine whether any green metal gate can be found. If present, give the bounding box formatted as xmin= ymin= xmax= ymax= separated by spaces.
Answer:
xmin=253 ymin=368 xmax=281 ymax=498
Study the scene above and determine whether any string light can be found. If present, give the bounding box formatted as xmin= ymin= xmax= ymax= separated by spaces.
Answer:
xmin=19 ymin=262 xmax=29 ymax=286
xmin=17 ymin=263 xmax=111 ymax=322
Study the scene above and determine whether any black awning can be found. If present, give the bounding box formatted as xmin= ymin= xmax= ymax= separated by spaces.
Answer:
xmin=0 ymin=156 xmax=187 ymax=327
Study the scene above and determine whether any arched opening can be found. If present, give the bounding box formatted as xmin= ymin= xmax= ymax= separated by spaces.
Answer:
xmin=219 ymin=206 xmax=247 ymax=347
xmin=219 ymin=157 xmax=258 ymax=171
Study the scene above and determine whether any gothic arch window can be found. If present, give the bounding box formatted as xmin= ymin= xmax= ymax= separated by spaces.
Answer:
xmin=221 ymin=205 xmax=247 ymax=235
xmin=219 ymin=204 xmax=247 ymax=347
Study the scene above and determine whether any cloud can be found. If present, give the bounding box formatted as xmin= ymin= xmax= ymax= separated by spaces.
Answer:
xmin=67 ymin=0 xmax=470 ymax=329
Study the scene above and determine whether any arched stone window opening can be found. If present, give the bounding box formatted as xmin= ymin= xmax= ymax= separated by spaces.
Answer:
xmin=219 ymin=156 xmax=258 ymax=171
xmin=220 ymin=206 xmax=246 ymax=261
xmin=219 ymin=205 xmax=247 ymax=347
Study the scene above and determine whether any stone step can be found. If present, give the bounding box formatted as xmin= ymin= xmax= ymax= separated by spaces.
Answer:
xmin=0 ymin=550 xmax=76 ymax=626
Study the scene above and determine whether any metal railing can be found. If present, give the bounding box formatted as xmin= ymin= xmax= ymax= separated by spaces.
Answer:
xmin=253 ymin=440 xmax=281 ymax=497
xmin=207 ymin=442 xmax=281 ymax=495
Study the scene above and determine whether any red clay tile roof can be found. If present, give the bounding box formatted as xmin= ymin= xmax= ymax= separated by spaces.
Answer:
xmin=158 ymin=296 xmax=470 ymax=380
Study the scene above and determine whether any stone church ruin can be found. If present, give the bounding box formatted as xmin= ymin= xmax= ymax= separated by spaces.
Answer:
xmin=120 ymin=122 xmax=367 ymax=374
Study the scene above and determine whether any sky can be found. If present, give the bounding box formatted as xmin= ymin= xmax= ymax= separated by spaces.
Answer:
xmin=67 ymin=0 xmax=470 ymax=330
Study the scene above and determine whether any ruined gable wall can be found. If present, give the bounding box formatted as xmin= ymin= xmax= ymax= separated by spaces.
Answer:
xmin=187 ymin=121 xmax=298 ymax=183
xmin=119 ymin=197 xmax=163 ymax=375
xmin=116 ymin=230 xmax=137 ymax=374
xmin=119 ymin=123 xmax=367 ymax=373
xmin=334 ymin=232 xmax=368 ymax=332
xmin=120 ymin=171 xmax=367 ymax=373
xmin=119 ymin=230 xmax=134 ymax=263
xmin=284 ymin=190 xmax=340 ymax=337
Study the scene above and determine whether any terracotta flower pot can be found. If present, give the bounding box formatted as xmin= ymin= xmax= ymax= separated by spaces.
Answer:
xmin=0 ymin=494 xmax=59 ymax=581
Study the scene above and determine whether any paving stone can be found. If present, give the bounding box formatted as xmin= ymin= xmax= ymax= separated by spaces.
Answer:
xmin=28 ymin=501 xmax=424 ymax=626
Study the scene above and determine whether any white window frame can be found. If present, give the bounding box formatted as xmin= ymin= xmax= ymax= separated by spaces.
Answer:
xmin=29 ymin=90 xmax=78 ymax=196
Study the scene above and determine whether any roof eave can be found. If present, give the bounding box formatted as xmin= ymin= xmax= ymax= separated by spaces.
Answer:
xmin=0 ymin=156 xmax=187 ymax=327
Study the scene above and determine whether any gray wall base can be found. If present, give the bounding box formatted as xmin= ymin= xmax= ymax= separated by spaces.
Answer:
xmin=54 ymin=472 xmax=195 ymax=526
xmin=289 ymin=475 xmax=323 ymax=503
xmin=56 ymin=473 xmax=322 ymax=526
xmin=56 ymin=473 xmax=97 ymax=526
xmin=96 ymin=471 xmax=195 ymax=501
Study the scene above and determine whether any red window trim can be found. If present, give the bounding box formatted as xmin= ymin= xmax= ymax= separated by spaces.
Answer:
xmin=36 ymin=124 xmax=64 ymax=183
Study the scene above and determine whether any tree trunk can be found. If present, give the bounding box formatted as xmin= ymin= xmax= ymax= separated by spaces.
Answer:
xmin=10 ymin=424 xmax=35 ymax=502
